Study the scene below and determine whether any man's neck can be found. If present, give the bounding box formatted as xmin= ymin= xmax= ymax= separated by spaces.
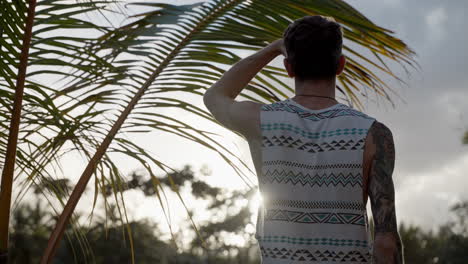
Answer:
xmin=293 ymin=78 xmax=337 ymax=107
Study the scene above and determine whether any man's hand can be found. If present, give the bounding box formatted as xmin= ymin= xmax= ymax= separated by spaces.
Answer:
xmin=205 ymin=39 xmax=282 ymax=100
xmin=270 ymin=38 xmax=287 ymax=57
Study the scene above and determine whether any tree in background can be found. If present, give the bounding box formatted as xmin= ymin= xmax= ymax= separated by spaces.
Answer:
xmin=8 ymin=197 xmax=184 ymax=264
xmin=462 ymin=131 xmax=468 ymax=145
xmin=103 ymin=164 xmax=262 ymax=264
xmin=399 ymin=201 xmax=468 ymax=264
xmin=8 ymin=164 xmax=261 ymax=263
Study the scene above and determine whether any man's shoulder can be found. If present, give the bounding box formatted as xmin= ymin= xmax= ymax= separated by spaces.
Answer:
xmin=365 ymin=120 xmax=395 ymax=161
xmin=369 ymin=121 xmax=393 ymax=140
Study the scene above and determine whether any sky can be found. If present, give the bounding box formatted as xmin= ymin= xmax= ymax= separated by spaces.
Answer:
xmin=22 ymin=0 xmax=468 ymax=243
xmin=345 ymin=0 xmax=468 ymax=229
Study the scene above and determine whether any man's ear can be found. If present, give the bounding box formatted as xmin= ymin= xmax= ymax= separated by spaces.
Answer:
xmin=283 ymin=58 xmax=295 ymax=78
xmin=336 ymin=55 xmax=346 ymax=75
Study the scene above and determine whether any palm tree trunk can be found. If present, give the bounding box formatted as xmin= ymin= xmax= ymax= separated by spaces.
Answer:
xmin=0 ymin=0 xmax=37 ymax=262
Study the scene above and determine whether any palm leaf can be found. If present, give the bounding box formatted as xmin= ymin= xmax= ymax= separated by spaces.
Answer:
xmin=0 ymin=0 xmax=37 ymax=257
xmin=0 ymin=0 xmax=135 ymax=260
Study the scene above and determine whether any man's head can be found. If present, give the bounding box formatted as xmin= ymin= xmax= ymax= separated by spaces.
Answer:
xmin=283 ymin=15 xmax=345 ymax=81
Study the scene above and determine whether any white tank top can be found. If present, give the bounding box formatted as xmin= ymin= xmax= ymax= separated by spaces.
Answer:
xmin=256 ymin=98 xmax=377 ymax=263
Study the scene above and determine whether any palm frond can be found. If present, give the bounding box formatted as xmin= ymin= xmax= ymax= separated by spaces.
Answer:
xmin=0 ymin=0 xmax=134 ymax=260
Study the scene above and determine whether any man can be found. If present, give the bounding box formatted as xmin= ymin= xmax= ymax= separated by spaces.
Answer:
xmin=203 ymin=15 xmax=403 ymax=263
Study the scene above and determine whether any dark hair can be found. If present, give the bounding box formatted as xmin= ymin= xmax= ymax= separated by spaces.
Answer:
xmin=283 ymin=15 xmax=343 ymax=81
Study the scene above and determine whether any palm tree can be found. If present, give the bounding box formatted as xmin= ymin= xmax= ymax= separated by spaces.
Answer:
xmin=0 ymin=0 xmax=417 ymax=262
xmin=0 ymin=0 xmax=133 ymax=261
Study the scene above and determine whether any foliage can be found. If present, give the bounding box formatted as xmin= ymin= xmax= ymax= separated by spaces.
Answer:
xmin=8 ymin=199 xmax=185 ymax=264
xmin=8 ymin=178 xmax=468 ymax=263
xmin=8 ymin=164 xmax=262 ymax=263
xmin=397 ymin=201 xmax=468 ymax=264
xmin=1 ymin=0 xmax=134 ymax=257
xmin=9 ymin=199 xmax=52 ymax=263
xmin=104 ymin=164 xmax=261 ymax=262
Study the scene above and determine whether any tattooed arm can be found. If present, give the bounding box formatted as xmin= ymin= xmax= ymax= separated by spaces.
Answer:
xmin=366 ymin=121 xmax=403 ymax=264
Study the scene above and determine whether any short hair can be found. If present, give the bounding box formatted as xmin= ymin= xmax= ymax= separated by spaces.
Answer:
xmin=283 ymin=15 xmax=343 ymax=81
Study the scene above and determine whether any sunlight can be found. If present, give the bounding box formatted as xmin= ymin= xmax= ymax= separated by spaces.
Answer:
xmin=223 ymin=232 xmax=247 ymax=247
xmin=249 ymin=190 xmax=263 ymax=224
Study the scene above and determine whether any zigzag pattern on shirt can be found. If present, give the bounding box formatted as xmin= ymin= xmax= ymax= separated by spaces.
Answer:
xmin=261 ymin=169 xmax=363 ymax=187
xmin=262 ymin=135 xmax=366 ymax=152
xmin=261 ymin=123 xmax=368 ymax=139
xmin=263 ymin=160 xmax=362 ymax=170
xmin=265 ymin=209 xmax=366 ymax=226
xmin=261 ymin=101 xmax=374 ymax=121
xmin=256 ymin=235 xmax=368 ymax=247
xmin=260 ymin=246 xmax=371 ymax=262
xmin=267 ymin=199 xmax=365 ymax=211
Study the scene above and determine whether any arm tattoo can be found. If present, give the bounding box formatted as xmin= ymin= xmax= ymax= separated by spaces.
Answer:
xmin=368 ymin=121 xmax=403 ymax=264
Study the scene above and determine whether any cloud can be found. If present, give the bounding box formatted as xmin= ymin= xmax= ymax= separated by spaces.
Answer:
xmin=425 ymin=7 xmax=448 ymax=40
xmin=325 ymin=0 xmax=468 ymax=229
xmin=425 ymin=7 xmax=447 ymax=27
xmin=395 ymin=153 xmax=468 ymax=230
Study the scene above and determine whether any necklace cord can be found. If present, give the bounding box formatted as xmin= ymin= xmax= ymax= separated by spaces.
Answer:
xmin=295 ymin=94 xmax=337 ymax=102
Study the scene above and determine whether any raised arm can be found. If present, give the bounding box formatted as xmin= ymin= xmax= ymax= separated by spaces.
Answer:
xmin=366 ymin=121 xmax=404 ymax=264
xmin=203 ymin=39 xmax=283 ymax=139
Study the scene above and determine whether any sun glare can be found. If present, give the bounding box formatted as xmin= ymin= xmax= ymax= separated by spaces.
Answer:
xmin=249 ymin=190 xmax=263 ymax=223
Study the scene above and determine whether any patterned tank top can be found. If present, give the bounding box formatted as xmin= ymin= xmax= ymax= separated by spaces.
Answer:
xmin=255 ymin=98 xmax=377 ymax=263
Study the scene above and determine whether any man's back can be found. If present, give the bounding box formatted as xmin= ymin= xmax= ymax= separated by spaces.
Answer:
xmin=203 ymin=15 xmax=404 ymax=263
xmin=252 ymin=98 xmax=377 ymax=263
